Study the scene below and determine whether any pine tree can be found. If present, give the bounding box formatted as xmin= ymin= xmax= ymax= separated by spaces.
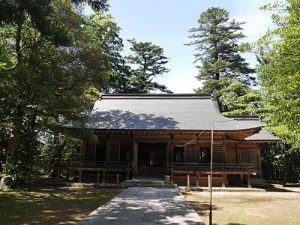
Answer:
xmin=126 ymin=39 xmax=171 ymax=93
xmin=187 ymin=7 xmax=256 ymax=113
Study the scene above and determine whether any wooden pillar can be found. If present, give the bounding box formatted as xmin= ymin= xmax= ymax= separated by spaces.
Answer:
xmin=126 ymin=164 xmax=130 ymax=180
xmin=66 ymin=170 xmax=69 ymax=181
xmin=257 ymin=144 xmax=262 ymax=176
xmin=79 ymin=169 xmax=82 ymax=183
xmin=240 ymin=174 xmax=243 ymax=185
xmin=102 ymin=169 xmax=106 ymax=184
xmin=196 ymin=171 xmax=199 ymax=187
xmin=170 ymin=135 xmax=174 ymax=163
xmin=247 ymin=173 xmax=252 ymax=188
xmin=81 ymin=140 xmax=86 ymax=161
xmin=208 ymin=174 xmax=211 ymax=188
xmin=170 ymin=167 xmax=174 ymax=182
xmin=222 ymin=174 xmax=226 ymax=188
xmin=56 ymin=169 xmax=60 ymax=180
xmin=166 ymin=142 xmax=170 ymax=172
xmin=97 ymin=172 xmax=100 ymax=185
xmin=187 ymin=175 xmax=190 ymax=191
xmin=117 ymin=174 xmax=120 ymax=185
xmin=132 ymin=141 xmax=138 ymax=177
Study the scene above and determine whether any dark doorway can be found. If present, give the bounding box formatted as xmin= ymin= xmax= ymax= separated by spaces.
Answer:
xmin=138 ymin=143 xmax=166 ymax=168
xmin=95 ymin=143 xmax=106 ymax=162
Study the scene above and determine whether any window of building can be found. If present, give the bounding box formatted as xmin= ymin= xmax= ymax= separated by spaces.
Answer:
xmin=109 ymin=143 xmax=120 ymax=161
xmin=95 ymin=143 xmax=106 ymax=162
xmin=198 ymin=148 xmax=210 ymax=163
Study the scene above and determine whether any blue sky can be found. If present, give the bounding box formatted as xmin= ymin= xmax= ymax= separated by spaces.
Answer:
xmin=107 ymin=0 xmax=273 ymax=93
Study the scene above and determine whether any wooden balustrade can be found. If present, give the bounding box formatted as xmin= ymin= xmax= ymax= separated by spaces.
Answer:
xmin=59 ymin=160 xmax=132 ymax=170
xmin=169 ymin=162 xmax=258 ymax=172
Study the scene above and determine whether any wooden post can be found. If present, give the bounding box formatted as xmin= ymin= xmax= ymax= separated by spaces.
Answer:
xmin=240 ymin=174 xmax=243 ymax=185
xmin=222 ymin=174 xmax=226 ymax=188
xmin=66 ymin=170 xmax=69 ymax=181
xmin=79 ymin=169 xmax=82 ymax=183
xmin=117 ymin=174 xmax=120 ymax=185
xmin=196 ymin=171 xmax=199 ymax=188
xmin=56 ymin=169 xmax=60 ymax=180
xmin=187 ymin=174 xmax=190 ymax=191
xmin=170 ymin=135 xmax=174 ymax=163
xmin=97 ymin=172 xmax=100 ymax=185
xmin=247 ymin=174 xmax=251 ymax=188
xmin=208 ymin=174 xmax=211 ymax=188
xmin=102 ymin=169 xmax=106 ymax=184
xmin=133 ymin=141 xmax=138 ymax=177
xmin=126 ymin=165 xmax=130 ymax=180
xmin=166 ymin=142 xmax=170 ymax=173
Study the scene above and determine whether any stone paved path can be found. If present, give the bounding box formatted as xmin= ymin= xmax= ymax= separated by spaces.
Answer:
xmin=79 ymin=187 xmax=205 ymax=225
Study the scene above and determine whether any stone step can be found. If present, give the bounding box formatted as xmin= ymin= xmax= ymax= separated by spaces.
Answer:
xmin=178 ymin=186 xmax=266 ymax=192
xmin=121 ymin=179 xmax=177 ymax=188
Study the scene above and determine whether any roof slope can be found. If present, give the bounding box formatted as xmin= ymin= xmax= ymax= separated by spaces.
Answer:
xmin=87 ymin=94 xmax=261 ymax=131
xmin=230 ymin=117 xmax=280 ymax=141
xmin=245 ymin=128 xmax=280 ymax=141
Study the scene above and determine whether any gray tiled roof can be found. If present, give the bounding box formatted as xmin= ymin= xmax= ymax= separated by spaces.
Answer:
xmin=87 ymin=94 xmax=262 ymax=131
xmin=229 ymin=117 xmax=280 ymax=141
xmin=245 ymin=128 xmax=280 ymax=141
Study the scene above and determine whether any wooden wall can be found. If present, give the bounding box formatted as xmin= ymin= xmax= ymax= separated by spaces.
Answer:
xmin=81 ymin=132 xmax=261 ymax=168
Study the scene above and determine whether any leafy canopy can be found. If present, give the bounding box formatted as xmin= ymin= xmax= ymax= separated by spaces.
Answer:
xmin=257 ymin=0 xmax=300 ymax=148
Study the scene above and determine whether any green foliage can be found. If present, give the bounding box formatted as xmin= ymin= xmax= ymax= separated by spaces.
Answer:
xmin=38 ymin=134 xmax=81 ymax=176
xmin=83 ymin=13 xmax=133 ymax=94
xmin=188 ymin=7 xmax=256 ymax=115
xmin=261 ymin=143 xmax=300 ymax=182
xmin=187 ymin=7 xmax=255 ymax=84
xmin=0 ymin=0 xmax=108 ymax=45
xmin=219 ymin=81 xmax=262 ymax=115
xmin=257 ymin=0 xmax=300 ymax=147
xmin=126 ymin=39 xmax=171 ymax=93
xmin=0 ymin=0 xmax=112 ymax=185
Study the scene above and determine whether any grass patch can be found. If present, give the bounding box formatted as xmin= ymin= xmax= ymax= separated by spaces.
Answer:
xmin=0 ymin=185 xmax=121 ymax=225
xmin=184 ymin=190 xmax=300 ymax=225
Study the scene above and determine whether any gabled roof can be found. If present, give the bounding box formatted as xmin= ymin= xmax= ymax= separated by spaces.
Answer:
xmin=245 ymin=128 xmax=280 ymax=142
xmin=87 ymin=94 xmax=262 ymax=131
xmin=229 ymin=117 xmax=280 ymax=142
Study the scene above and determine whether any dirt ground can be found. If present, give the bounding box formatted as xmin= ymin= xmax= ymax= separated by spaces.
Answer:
xmin=184 ymin=187 xmax=300 ymax=225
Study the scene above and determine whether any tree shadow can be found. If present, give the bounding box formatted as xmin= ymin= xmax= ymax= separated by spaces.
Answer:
xmin=226 ymin=223 xmax=247 ymax=225
xmin=0 ymin=186 xmax=120 ymax=225
xmin=88 ymin=110 xmax=179 ymax=129
xmin=187 ymin=200 xmax=220 ymax=217
xmin=253 ymin=184 xmax=294 ymax=192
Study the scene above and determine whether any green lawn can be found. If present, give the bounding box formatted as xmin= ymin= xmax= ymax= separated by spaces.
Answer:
xmin=184 ymin=188 xmax=300 ymax=225
xmin=0 ymin=185 xmax=121 ymax=225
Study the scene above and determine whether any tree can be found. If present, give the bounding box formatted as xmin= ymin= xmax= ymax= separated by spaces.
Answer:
xmin=218 ymin=81 xmax=262 ymax=116
xmin=188 ymin=7 xmax=254 ymax=84
xmin=0 ymin=0 xmax=109 ymax=185
xmin=0 ymin=0 xmax=108 ymax=45
xmin=126 ymin=39 xmax=171 ymax=93
xmin=187 ymin=7 xmax=256 ymax=114
xmin=257 ymin=0 xmax=300 ymax=148
xmin=83 ymin=13 xmax=133 ymax=94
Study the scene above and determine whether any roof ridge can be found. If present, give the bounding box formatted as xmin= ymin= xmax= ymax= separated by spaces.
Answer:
xmin=100 ymin=93 xmax=212 ymax=100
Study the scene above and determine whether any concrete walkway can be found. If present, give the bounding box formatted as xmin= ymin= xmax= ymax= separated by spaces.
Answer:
xmin=79 ymin=187 xmax=205 ymax=225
